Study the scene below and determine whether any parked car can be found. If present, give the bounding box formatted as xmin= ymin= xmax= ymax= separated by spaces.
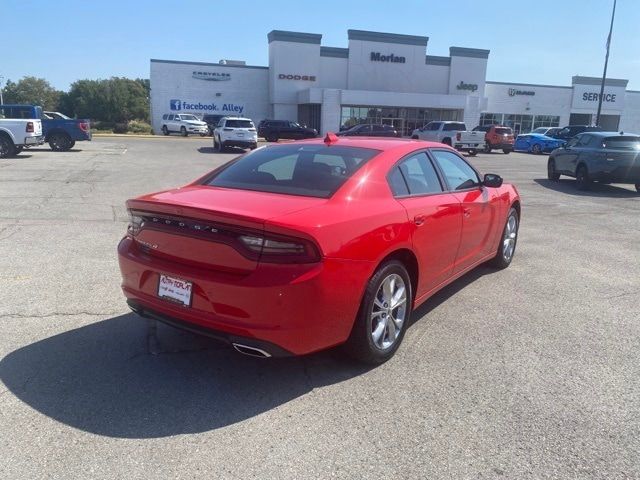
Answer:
xmin=513 ymin=133 xmax=565 ymax=154
xmin=411 ymin=121 xmax=485 ymax=156
xmin=550 ymin=125 xmax=602 ymax=140
xmin=336 ymin=124 xmax=401 ymax=137
xmin=213 ymin=117 xmax=258 ymax=152
xmin=161 ymin=113 xmax=208 ymax=136
xmin=258 ymin=120 xmax=317 ymax=142
xmin=0 ymin=109 xmax=44 ymax=158
xmin=202 ymin=114 xmax=225 ymax=136
xmin=531 ymin=127 xmax=562 ymax=137
xmin=42 ymin=111 xmax=91 ymax=151
xmin=547 ymin=131 xmax=640 ymax=192
xmin=0 ymin=104 xmax=89 ymax=152
xmin=118 ymin=136 xmax=520 ymax=363
xmin=473 ymin=125 xmax=514 ymax=153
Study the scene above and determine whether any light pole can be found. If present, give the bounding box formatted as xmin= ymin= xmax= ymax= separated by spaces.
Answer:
xmin=595 ymin=0 xmax=617 ymax=127
xmin=0 ymin=75 xmax=4 ymax=105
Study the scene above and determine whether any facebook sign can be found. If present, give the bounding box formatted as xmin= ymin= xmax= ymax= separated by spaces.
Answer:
xmin=169 ymin=99 xmax=245 ymax=114
xmin=169 ymin=99 xmax=182 ymax=111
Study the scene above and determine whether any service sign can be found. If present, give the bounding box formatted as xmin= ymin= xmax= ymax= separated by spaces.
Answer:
xmin=571 ymin=83 xmax=625 ymax=111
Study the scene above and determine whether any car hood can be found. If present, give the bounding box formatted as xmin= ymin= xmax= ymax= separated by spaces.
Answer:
xmin=184 ymin=121 xmax=207 ymax=126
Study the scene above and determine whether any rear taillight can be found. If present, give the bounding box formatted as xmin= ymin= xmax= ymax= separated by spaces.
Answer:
xmin=127 ymin=211 xmax=144 ymax=236
xmin=239 ymin=233 xmax=320 ymax=264
xmin=79 ymin=122 xmax=90 ymax=132
xmin=26 ymin=122 xmax=34 ymax=133
xmin=456 ymin=132 xmax=461 ymax=141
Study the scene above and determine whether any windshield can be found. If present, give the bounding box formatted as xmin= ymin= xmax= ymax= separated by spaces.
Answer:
xmin=204 ymin=144 xmax=379 ymax=198
xmin=180 ymin=115 xmax=199 ymax=121
xmin=226 ymin=119 xmax=254 ymax=128
xmin=495 ymin=128 xmax=512 ymax=135
xmin=602 ymin=136 xmax=640 ymax=150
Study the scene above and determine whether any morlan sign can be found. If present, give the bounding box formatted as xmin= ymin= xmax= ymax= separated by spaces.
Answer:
xmin=370 ymin=52 xmax=406 ymax=64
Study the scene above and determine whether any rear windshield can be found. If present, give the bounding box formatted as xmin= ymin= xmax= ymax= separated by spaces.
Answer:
xmin=495 ymin=128 xmax=512 ymax=135
xmin=443 ymin=123 xmax=466 ymax=131
xmin=204 ymin=144 xmax=379 ymax=198
xmin=602 ymin=136 xmax=640 ymax=149
xmin=226 ymin=119 xmax=254 ymax=128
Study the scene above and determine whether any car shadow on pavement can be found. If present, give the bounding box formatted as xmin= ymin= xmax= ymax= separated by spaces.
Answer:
xmin=197 ymin=146 xmax=246 ymax=155
xmin=534 ymin=178 xmax=639 ymax=198
xmin=0 ymin=313 xmax=370 ymax=439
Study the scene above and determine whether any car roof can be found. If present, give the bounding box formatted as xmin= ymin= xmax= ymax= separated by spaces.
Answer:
xmin=292 ymin=135 xmax=449 ymax=151
xmin=579 ymin=131 xmax=638 ymax=137
xmin=222 ymin=117 xmax=252 ymax=121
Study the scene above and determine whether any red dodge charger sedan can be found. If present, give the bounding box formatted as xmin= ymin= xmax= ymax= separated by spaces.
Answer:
xmin=118 ymin=135 xmax=520 ymax=363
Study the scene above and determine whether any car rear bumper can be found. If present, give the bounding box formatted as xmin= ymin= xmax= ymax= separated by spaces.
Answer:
xmin=221 ymin=139 xmax=257 ymax=148
xmin=454 ymin=142 xmax=484 ymax=150
xmin=489 ymin=142 xmax=514 ymax=150
xmin=24 ymin=135 xmax=44 ymax=145
xmin=117 ymin=236 xmax=372 ymax=356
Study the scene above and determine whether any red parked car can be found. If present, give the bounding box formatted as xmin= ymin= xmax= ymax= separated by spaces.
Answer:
xmin=118 ymin=135 xmax=520 ymax=363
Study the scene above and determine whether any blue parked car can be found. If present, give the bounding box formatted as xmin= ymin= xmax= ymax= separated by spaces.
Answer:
xmin=0 ymin=105 xmax=91 ymax=151
xmin=513 ymin=133 xmax=565 ymax=154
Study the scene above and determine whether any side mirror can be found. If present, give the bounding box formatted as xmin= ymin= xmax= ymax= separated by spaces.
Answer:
xmin=483 ymin=173 xmax=503 ymax=188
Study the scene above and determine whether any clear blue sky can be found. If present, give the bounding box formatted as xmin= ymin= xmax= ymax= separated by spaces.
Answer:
xmin=2 ymin=0 xmax=638 ymax=91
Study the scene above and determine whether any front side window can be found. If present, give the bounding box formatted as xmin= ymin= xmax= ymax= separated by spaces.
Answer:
xmin=389 ymin=152 xmax=443 ymax=196
xmin=431 ymin=150 xmax=480 ymax=191
xmin=577 ymin=135 xmax=592 ymax=147
xmin=566 ymin=136 xmax=580 ymax=148
xmin=204 ymin=144 xmax=379 ymax=198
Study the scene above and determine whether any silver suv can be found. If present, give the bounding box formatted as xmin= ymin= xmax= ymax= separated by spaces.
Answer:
xmin=213 ymin=117 xmax=258 ymax=152
xmin=161 ymin=113 xmax=208 ymax=137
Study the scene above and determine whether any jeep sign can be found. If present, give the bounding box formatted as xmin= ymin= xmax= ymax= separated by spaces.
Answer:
xmin=456 ymin=81 xmax=478 ymax=92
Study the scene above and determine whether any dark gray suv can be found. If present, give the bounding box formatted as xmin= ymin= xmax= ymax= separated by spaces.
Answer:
xmin=547 ymin=132 xmax=640 ymax=192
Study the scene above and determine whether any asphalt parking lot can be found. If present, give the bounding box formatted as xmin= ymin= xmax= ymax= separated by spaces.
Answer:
xmin=1 ymin=137 xmax=639 ymax=479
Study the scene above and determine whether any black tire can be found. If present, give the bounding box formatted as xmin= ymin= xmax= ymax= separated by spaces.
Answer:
xmin=344 ymin=260 xmax=412 ymax=364
xmin=411 ymin=135 xmax=419 ymax=140
xmin=14 ymin=146 xmax=24 ymax=154
xmin=250 ymin=143 xmax=258 ymax=150
xmin=468 ymin=149 xmax=477 ymax=156
xmin=442 ymin=137 xmax=452 ymax=146
xmin=49 ymin=133 xmax=72 ymax=151
xmin=531 ymin=143 xmax=542 ymax=155
xmin=180 ymin=126 xmax=188 ymax=137
xmin=576 ymin=164 xmax=591 ymax=191
xmin=635 ymin=183 xmax=640 ymax=193
xmin=488 ymin=207 xmax=519 ymax=270
xmin=200 ymin=133 xmax=206 ymax=137
xmin=266 ymin=135 xmax=278 ymax=143
xmin=547 ymin=158 xmax=560 ymax=181
xmin=68 ymin=141 xmax=75 ymax=150
xmin=484 ymin=143 xmax=492 ymax=153
xmin=0 ymin=135 xmax=16 ymax=158
xmin=162 ymin=125 xmax=169 ymax=136
xmin=502 ymin=149 xmax=511 ymax=154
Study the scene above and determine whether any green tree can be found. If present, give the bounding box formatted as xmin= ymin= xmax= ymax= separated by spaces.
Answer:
xmin=2 ymin=76 xmax=63 ymax=110
xmin=61 ymin=77 xmax=149 ymax=122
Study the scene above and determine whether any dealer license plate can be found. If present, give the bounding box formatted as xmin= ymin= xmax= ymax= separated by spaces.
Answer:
xmin=157 ymin=274 xmax=192 ymax=306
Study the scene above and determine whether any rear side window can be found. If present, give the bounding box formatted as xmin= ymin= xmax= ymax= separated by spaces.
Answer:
xmin=603 ymin=136 xmax=640 ymax=149
xmin=162 ymin=114 xmax=168 ymax=120
xmin=204 ymin=144 xmax=379 ymax=198
xmin=226 ymin=120 xmax=254 ymax=128
xmin=443 ymin=123 xmax=466 ymax=131
xmin=389 ymin=152 xmax=443 ymax=196
xmin=577 ymin=135 xmax=592 ymax=146
xmin=431 ymin=150 xmax=480 ymax=190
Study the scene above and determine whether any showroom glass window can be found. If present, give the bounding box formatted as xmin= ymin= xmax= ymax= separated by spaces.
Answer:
xmin=532 ymin=115 xmax=560 ymax=130
xmin=430 ymin=150 xmax=480 ymax=190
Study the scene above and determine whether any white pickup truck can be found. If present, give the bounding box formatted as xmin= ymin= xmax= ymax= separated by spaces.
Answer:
xmin=0 ymin=118 xmax=44 ymax=158
xmin=411 ymin=121 xmax=485 ymax=156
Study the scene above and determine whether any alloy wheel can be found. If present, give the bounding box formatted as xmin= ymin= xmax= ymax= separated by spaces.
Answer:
xmin=370 ymin=274 xmax=407 ymax=350
xmin=502 ymin=214 xmax=518 ymax=262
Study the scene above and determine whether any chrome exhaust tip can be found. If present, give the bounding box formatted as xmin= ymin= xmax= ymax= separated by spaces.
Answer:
xmin=232 ymin=343 xmax=272 ymax=358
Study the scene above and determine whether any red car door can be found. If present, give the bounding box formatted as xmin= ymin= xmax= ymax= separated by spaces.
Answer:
xmin=430 ymin=149 xmax=501 ymax=273
xmin=388 ymin=151 xmax=463 ymax=297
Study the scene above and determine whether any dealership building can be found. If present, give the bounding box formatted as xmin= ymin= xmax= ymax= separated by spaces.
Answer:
xmin=150 ymin=29 xmax=640 ymax=136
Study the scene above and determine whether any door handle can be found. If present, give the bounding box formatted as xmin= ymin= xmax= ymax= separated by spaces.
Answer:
xmin=463 ymin=208 xmax=472 ymax=218
xmin=413 ymin=215 xmax=426 ymax=226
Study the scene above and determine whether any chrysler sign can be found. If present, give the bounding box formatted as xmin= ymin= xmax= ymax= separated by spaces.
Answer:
xmin=192 ymin=71 xmax=231 ymax=81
